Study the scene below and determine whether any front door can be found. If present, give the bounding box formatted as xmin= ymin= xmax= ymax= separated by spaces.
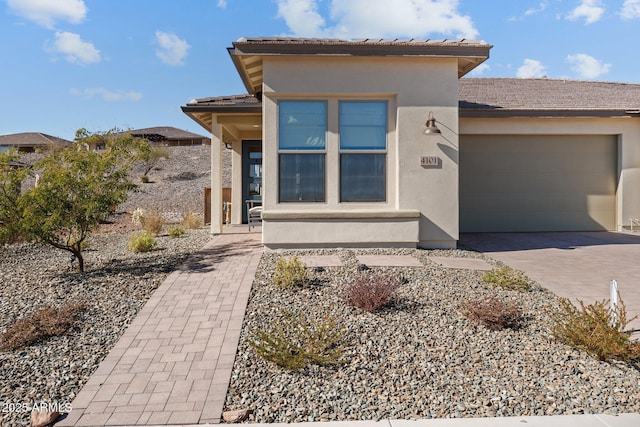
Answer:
xmin=242 ymin=141 xmax=262 ymax=223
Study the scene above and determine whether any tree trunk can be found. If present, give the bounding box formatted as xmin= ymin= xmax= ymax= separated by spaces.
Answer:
xmin=74 ymin=249 xmax=84 ymax=273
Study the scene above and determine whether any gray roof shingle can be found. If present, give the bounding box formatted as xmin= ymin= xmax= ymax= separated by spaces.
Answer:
xmin=127 ymin=126 xmax=208 ymax=141
xmin=459 ymin=78 xmax=640 ymax=115
xmin=184 ymin=78 xmax=640 ymax=118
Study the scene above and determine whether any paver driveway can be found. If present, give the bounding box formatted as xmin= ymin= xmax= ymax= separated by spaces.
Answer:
xmin=459 ymin=232 xmax=640 ymax=334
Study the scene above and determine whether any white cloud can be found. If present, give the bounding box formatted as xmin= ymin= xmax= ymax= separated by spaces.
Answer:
xmin=70 ymin=87 xmax=143 ymax=102
xmin=468 ymin=62 xmax=490 ymax=76
xmin=566 ymin=53 xmax=611 ymax=79
xmin=516 ymin=59 xmax=547 ymax=78
xmin=5 ymin=0 xmax=87 ymax=28
xmin=566 ymin=0 xmax=604 ymax=24
xmin=47 ymin=31 xmax=101 ymax=65
xmin=621 ymin=0 xmax=640 ymax=19
xmin=525 ymin=1 xmax=548 ymax=16
xmin=276 ymin=0 xmax=479 ymax=40
xmin=217 ymin=0 xmax=227 ymax=8
xmin=155 ymin=31 xmax=190 ymax=66
xmin=276 ymin=0 xmax=327 ymax=37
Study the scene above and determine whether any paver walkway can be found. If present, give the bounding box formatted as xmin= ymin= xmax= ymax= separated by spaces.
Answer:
xmin=59 ymin=230 xmax=263 ymax=426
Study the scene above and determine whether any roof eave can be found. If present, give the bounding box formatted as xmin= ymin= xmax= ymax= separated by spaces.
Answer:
xmin=228 ymin=46 xmax=258 ymax=95
xmin=181 ymin=104 xmax=263 ymax=115
xmin=460 ymin=109 xmax=639 ymax=119
xmin=228 ymin=41 xmax=492 ymax=95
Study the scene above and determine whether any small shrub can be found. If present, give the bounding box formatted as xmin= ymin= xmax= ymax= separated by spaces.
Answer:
xmin=0 ymin=303 xmax=85 ymax=351
xmin=462 ymin=296 xmax=523 ymax=330
xmin=249 ymin=310 xmax=347 ymax=370
xmin=344 ymin=273 xmax=401 ymax=312
xmin=140 ymin=175 xmax=150 ymax=183
xmin=131 ymin=207 xmax=145 ymax=226
xmin=550 ymin=295 xmax=640 ymax=362
xmin=141 ymin=210 xmax=164 ymax=235
xmin=272 ymin=256 xmax=308 ymax=288
xmin=483 ymin=267 xmax=530 ymax=292
xmin=182 ymin=210 xmax=202 ymax=229
xmin=128 ymin=230 xmax=157 ymax=252
xmin=168 ymin=226 xmax=185 ymax=238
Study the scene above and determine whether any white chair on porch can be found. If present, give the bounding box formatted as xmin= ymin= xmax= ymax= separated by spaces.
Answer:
xmin=246 ymin=199 xmax=262 ymax=231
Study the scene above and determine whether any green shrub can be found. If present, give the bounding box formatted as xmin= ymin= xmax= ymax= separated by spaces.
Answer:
xmin=168 ymin=226 xmax=185 ymax=238
xmin=141 ymin=210 xmax=164 ymax=235
xmin=462 ymin=296 xmax=523 ymax=330
xmin=140 ymin=175 xmax=150 ymax=183
xmin=128 ymin=230 xmax=157 ymax=252
xmin=550 ymin=295 xmax=640 ymax=362
xmin=0 ymin=303 xmax=85 ymax=351
xmin=249 ymin=310 xmax=347 ymax=370
xmin=344 ymin=273 xmax=401 ymax=312
xmin=182 ymin=210 xmax=202 ymax=229
xmin=483 ymin=267 xmax=530 ymax=292
xmin=272 ymin=256 xmax=307 ymax=288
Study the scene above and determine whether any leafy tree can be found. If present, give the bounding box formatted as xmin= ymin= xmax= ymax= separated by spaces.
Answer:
xmin=142 ymin=145 xmax=170 ymax=177
xmin=0 ymin=129 xmax=150 ymax=272
xmin=0 ymin=151 xmax=30 ymax=243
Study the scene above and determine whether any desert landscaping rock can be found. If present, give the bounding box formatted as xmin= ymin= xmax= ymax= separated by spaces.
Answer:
xmin=30 ymin=410 xmax=59 ymax=427
xmin=1 ymin=145 xmax=213 ymax=426
xmin=223 ymin=408 xmax=252 ymax=423
xmin=5 ymin=144 xmax=640 ymax=425
xmin=224 ymin=249 xmax=640 ymax=423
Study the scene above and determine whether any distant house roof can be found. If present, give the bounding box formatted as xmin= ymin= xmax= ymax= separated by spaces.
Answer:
xmin=0 ymin=132 xmax=72 ymax=148
xmin=459 ymin=78 xmax=640 ymax=117
xmin=126 ymin=126 xmax=209 ymax=143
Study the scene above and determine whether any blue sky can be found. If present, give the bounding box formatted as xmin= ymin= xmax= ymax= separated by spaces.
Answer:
xmin=1 ymin=0 xmax=639 ymax=140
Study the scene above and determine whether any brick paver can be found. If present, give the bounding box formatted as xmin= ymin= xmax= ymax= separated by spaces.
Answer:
xmin=59 ymin=231 xmax=262 ymax=426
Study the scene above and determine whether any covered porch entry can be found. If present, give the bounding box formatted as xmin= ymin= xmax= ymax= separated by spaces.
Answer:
xmin=181 ymin=94 xmax=263 ymax=234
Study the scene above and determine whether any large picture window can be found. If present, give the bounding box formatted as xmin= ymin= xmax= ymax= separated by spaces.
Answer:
xmin=278 ymin=101 xmax=326 ymax=202
xmin=339 ymin=101 xmax=387 ymax=202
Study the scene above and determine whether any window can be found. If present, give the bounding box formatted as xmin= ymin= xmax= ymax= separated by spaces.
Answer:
xmin=278 ymin=101 xmax=326 ymax=201
xmin=339 ymin=101 xmax=387 ymax=202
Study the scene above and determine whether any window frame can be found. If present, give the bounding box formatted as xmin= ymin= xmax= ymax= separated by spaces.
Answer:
xmin=338 ymin=100 xmax=388 ymax=203
xmin=277 ymin=100 xmax=328 ymax=203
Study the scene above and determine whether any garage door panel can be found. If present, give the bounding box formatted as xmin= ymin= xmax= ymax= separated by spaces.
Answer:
xmin=460 ymin=135 xmax=617 ymax=232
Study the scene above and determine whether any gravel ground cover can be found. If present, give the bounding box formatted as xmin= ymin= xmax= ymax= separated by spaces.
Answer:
xmin=225 ymin=248 xmax=640 ymax=423
xmin=0 ymin=228 xmax=212 ymax=426
xmin=1 ymin=144 xmax=214 ymax=426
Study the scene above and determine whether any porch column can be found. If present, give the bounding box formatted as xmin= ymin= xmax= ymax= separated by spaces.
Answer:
xmin=210 ymin=122 xmax=223 ymax=234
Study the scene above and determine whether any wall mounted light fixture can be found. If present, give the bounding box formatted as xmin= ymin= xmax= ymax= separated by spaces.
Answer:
xmin=423 ymin=112 xmax=441 ymax=135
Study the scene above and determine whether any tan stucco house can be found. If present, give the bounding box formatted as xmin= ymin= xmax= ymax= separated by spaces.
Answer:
xmin=182 ymin=37 xmax=640 ymax=249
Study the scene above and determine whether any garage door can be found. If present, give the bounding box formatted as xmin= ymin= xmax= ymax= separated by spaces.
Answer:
xmin=460 ymin=135 xmax=617 ymax=232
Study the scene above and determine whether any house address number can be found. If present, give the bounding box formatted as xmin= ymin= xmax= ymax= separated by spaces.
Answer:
xmin=420 ymin=156 xmax=439 ymax=166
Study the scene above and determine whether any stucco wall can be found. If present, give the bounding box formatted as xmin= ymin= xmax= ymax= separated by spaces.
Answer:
xmin=460 ymin=116 xmax=640 ymax=230
xmin=261 ymin=56 xmax=460 ymax=248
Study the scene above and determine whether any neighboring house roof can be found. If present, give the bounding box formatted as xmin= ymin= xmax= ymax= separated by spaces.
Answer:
xmin=184 ymin=94 xmax=261 ymax=113
xmin=459 ymin=78 xmax=640 ymax=117
xmin=126 ymin=126 xmax=209 ymax=143
xmin=0 ymin=132 xmax=72 ymax=148
xmin=228 ymin=37 xmax=492 ymax=95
